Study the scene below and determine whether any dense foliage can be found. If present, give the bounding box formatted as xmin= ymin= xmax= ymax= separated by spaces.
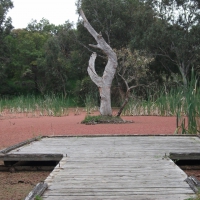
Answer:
xmin=0 ymin=0 xmax=13 ymax=91
xmin=0 ymin=0 xmax=200 ymax=107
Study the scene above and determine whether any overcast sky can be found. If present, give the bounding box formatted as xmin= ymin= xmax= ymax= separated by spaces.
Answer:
xmin=8 ymin=0 xmax=79 ymax=29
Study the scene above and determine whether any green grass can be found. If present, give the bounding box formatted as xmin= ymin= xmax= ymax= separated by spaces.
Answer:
xmin=35 ymin=195 xmax=43 ymax=200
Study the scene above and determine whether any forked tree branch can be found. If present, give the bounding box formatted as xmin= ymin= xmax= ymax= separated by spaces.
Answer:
xmin=79 ymin=9 xmax=117 ymax=87
xmin=80 ymin=9 xmax=117 ymax=62
xmin=87 ymin=53 xmax=103 ymax=87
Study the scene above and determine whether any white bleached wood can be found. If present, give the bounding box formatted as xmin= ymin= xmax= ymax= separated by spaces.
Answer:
xmin=87 ymin=52 xmax=103 ymax=87
xmin=80 ymin=9 xmax=117 ymax=116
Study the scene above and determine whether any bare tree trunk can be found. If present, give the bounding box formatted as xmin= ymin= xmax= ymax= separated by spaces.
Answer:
xmin=179 ymin=64 xmax=188 ymax=87
xmin=99 ymin=86 xmax=112 ymax=115
xmin=116 ymin=90 xmax=130 ymax=117
xmin=116 ymin=73 xmax=145 ymax=117
xmin=80 ymin=9 xmax=117 ymax=116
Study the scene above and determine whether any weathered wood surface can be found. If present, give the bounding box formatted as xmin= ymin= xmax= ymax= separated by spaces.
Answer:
xmin=25 ymin=182 xmax=48 ymax=200
xmin=0 ymin=153 xmax=63 ymax=161
xmin=0 ymin=136 xmax=44 ymax=154
xmin=185 ymin=176 xmax=200 ymax=193
xmin=7 ymin=136 xmax=200 ymax=199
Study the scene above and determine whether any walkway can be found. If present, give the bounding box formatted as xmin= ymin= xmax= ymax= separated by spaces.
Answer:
xmin=4 ymin=136 xmax=200 ymax=199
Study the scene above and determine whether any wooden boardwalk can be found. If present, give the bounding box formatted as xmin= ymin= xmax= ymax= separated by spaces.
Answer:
xmin=5 ymin=136 xmax=200 ymax=199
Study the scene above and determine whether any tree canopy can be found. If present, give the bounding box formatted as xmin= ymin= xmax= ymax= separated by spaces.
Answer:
xmin=0 ymin=0 xmax=13 ymax=88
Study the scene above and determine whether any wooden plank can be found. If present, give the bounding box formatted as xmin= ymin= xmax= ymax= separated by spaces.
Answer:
xmin=44 ymin=188 xmax=194 ymax=194
xmin=25 ymin=182 xmax=48 ymax=200
xmin=47 ymin=182 xmax=190 ymax=189
xmin=190 ymin=176 xmax=200 ymax=187
xmin=170 ymin=152 xmax=200 ymax=160
xmin=0 ymin=154 xmax=63 ymax=161
xmin=0 ymin=136 xmax=45 ymax=154
xmin=42 ymin=194 xmax=196 ymax=200
xmin=185 ymin=176 xmax=200 ymax=193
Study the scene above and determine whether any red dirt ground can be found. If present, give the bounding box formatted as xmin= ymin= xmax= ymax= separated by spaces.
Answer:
xmin=0 ymin=111 xmax=177 ymax=149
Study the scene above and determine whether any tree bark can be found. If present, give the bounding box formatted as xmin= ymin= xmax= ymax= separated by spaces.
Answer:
xmin=80 ymin=9 xmax=117 ymax=116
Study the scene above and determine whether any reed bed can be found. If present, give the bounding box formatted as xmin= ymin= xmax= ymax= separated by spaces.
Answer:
xmin=122 ymin=70 xmax=200 ymax=134
xmin=0 ymin=94 xmax=71 ymax=117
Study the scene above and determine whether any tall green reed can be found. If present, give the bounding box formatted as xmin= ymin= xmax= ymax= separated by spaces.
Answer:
xmin=183 ymin=69 xmax=200 ymax=134
xmin=84 ymin=93 xmax=98 ymax=114
xmin=121 ymin=76 xmax=200 ymax=134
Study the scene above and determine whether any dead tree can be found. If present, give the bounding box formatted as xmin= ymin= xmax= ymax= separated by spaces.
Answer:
xmin=80 ymin=9 xmax=117 ymax=116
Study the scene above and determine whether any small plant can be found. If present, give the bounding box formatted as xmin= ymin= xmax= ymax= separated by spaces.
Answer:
xmin=185 ymin=190 xmax=200 ymax=200
xmin=35 ymin=135 xmax=43 ymax=141
xmin=84 ymin=94 xmax=98 ymax=114
xmin=35 ymin=195 xmax=43 ymax=200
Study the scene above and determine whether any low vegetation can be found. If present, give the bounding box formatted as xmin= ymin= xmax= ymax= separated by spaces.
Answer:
xmin=81 ymin=115 xmax=132 ymax=124
xmin=0 ymin=94 xmax=74 ymax=117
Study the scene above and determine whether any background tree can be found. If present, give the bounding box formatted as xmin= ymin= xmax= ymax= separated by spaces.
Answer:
xmin=77 ymin=0 xmax=155 ymax=48
xmin=26 ymin=18 xmax=56 ymax=33
xmin=5 ymin=23 xmax=50 ymax=94
xmin=115 ymin=48 xmax=154 ymax=116
xmin=132 ymin=0 xmax=200 ymax=86
xmin=37 ymin=21 xmax=77 ymax=96
xmin=0 ymin=0 xmax=13 ymax=93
